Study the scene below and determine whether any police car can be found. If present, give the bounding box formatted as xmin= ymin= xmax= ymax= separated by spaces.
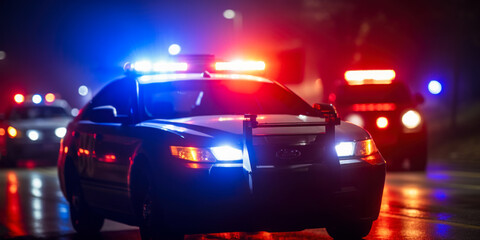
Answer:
xmin=330 ymin=70 xmax=427 ymax=171
xmin=0 ymin=93 xmax=72 ymax=166
xmin=57 ymin=58 xmax=385 ymax=239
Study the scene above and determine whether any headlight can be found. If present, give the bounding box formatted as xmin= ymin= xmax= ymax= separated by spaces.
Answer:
xmin=55 ymin=127 xmax=67 ymax=138
xmin=170 ymin=145 xmax=243 ymax=162
xmin=335 ymin=142 xmax=355 ymax=157
xmin=335 ymin=139 xmax=378 ymax=157
xmin=27 ymin=130 xmax=40 ymax=141
xmin=402 ymin=110 xmax=421 ymax=129
xmin=210 ymin=146 xmax=243 ymax=161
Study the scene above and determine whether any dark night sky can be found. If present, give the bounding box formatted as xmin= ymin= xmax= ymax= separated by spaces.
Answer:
xmin=1 ymin=0 xmax=479 ymax=111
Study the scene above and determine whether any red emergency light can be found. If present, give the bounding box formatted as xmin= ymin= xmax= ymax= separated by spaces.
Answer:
xmin=352 ymin=103 xmax=396 ymax=112
xmin=14 ymin=94 xmax=25 ymax=104
xmin=345 ymin=70 xmax=396 ymax=85
xmin=376 ymin=117 xmax=389 ymax=129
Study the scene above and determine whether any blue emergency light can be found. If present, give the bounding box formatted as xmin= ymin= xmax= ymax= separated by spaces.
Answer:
xmin=428 ymin=80 xmax=442 ymax=95
xmin=124 ymin=56 xmax=266 ymax=75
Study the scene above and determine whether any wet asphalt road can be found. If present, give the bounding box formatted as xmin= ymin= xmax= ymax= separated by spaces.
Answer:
xmin=0 ymin=159 xmax=479 ymax=240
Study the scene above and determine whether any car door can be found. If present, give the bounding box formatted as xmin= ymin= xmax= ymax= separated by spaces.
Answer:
xmin=76 ymin=78 xmax=141 ymax=215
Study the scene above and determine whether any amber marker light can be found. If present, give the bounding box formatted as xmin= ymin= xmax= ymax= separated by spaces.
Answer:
xmin=45 ymin=93 xmax=55 ymax=103
xmin=7 ymin=126 xmax=17 ymax=138
xmin=170 ymin=146 xmax=215 ymax=162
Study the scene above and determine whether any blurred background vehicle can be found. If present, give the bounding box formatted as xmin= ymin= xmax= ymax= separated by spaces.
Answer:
xmin=0 ymin=93 xmax=73 ymax=167
xmin=329 ymin=70 xmax=427 ymax=171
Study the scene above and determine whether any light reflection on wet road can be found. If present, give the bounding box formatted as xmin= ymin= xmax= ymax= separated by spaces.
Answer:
xmin=1 ymin=161 xmax=479 ymax=239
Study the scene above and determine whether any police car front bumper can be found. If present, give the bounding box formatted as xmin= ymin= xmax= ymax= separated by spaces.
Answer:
xmin=163 ymin=153 xmax=385 ymax=234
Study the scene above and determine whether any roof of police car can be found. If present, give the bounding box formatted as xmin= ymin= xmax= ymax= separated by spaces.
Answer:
xmin=136 ymin=73 xmax=273 ymax=84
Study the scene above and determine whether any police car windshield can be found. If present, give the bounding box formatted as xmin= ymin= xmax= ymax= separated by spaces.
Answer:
xmin=142 ymin=80 xmax=313 ymax=119
xmin=335 ymin=82 xmax=412 ymax=104
xmin=9 ymin=106 xmax=70 ymax=120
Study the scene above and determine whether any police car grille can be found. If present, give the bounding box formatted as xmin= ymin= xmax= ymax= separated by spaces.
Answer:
xmin=252 ymin=135 xmax=327 ymax=165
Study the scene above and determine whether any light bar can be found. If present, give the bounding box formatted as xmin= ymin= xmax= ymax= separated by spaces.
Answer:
xmin=128 ymin=61 xmax=188 ymax=73
xmin=344 ymin=70 xmax=396 ymax=85
xmin=215 ymin=60 xmax=266 ymax=71
xmin=352 ymin=103 xmax=396 ymax=112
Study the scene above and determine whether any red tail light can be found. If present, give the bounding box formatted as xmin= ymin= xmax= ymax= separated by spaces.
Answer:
xmin=376 ymin=117 xmax=389 ymax=129
xmin=345 ymin=70 xmax=396 ymax=85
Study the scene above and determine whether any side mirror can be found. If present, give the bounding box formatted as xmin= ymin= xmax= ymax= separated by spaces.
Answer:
xmin=90 ymin=105 xmax=127 ymax=123
xmin=413 ymin=93 xmax=425 ymax=105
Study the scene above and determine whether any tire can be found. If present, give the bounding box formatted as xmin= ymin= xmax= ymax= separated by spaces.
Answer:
xmin=67 ymin=160 xmax=104 ymax=235
xmin=132 ymin=162 xmax=183 ymax=240
xmin=326 ymin=220 xmax=373 ymax=239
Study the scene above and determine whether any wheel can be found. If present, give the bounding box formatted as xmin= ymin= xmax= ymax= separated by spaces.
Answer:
xmin=67 ymin=160 xmax=104 ymax=235
xmin=326 ymin=220 xmax=373 ymax=239
xmin=132 ymin=162 xmax=183 ymax=240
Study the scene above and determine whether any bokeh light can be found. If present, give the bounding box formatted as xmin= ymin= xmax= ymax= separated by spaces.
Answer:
xmin=45 ymin=93 xmax=55 ymax=102
xmin=14 ymin=94 xmax=25 ymax=104
xmin=223 ymin=9 xmax=236 ymax=19
xmin=78 ymin=85 xmax=88 ymax=96
xmin=428 ymin=80 xmax=442 ymax=95
xmin=376 ymin=116 xmax=389 ymax=129
xmin=168 ymin=44 xmax=181 ymax=55
xmin=71 ymin=108 xmax=79 ymax=117
xmin=32 ymin=94 xmax=42 ymax=104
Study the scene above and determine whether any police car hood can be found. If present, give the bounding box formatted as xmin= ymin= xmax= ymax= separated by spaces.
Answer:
xmin=10 ymin=117 xmax=72 ymax=130
xmin=144 ymin=114 xmax=370 ymax=142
